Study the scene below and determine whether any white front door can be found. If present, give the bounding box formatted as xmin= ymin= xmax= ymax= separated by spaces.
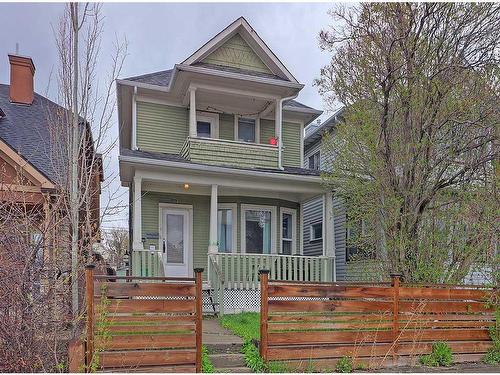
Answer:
xmin=161 ymin=207 xmax=191 ymax=277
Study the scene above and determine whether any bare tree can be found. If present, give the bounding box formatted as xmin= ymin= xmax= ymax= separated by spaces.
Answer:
xmin=316 ymin=3 xmax=499 ymax=283
xmin=101 ymin=227 xmax=128 ymax=270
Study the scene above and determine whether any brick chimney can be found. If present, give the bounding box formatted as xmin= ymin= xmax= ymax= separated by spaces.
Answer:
xmin=8 ymin=54 xmax=35 ymax=105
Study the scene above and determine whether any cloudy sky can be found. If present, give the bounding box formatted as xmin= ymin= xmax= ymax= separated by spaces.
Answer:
xmin=0 ymin=2 xmax=338 ymax=228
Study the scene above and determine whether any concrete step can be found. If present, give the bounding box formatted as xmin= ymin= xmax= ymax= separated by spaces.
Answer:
xmin=209 ymin=353 xmax=246 ymax=368
xmin=215 ymin=366 xmax=251 ymax=373
xmin=205 ymin=342 xmax=242 ymax=354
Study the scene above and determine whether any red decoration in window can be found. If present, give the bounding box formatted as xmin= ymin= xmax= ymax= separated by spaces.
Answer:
xmin=269 ymin=137 xmax=278 ymax=146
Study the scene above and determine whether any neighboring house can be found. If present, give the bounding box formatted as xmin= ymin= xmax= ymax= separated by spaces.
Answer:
xmin=116 ymin=17 xmax=339 ymax=312
xmin=0 ymin=53 xmax=103 ymax=311
xmin=303 ymin=109 xmax=354 ymax=280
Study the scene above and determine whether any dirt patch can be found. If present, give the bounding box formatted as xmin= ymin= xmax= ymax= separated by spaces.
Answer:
xmin=363 ymin=362 xmax=500 ymax=373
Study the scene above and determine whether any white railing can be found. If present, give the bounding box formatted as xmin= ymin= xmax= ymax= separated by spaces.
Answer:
xmin=131 ymin=249 xmax=164 ymax=277
xmin=208 ymin=253 xmax=334 ymax=290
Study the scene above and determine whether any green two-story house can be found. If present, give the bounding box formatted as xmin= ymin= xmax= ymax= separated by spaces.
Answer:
xmin=116 ymin=17 xmax=336 ymax=312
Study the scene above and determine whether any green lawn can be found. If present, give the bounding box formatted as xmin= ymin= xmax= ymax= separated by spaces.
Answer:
xmin=220 ymin=312 xmax=260 ymax=341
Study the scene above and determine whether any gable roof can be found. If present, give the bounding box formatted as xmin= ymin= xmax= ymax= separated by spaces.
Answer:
xmin=182 ymin=17 xmax=299 ymax=83
xmin=0 ymin=83 xmax=82 ymax=185
xmin=304 ymin=108 xmax=344 ymax=148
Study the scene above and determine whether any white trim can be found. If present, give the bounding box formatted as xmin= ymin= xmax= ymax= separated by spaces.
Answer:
xmin=132 ymin=175 xmax=143 ymax=250
xmin=158 ymin=203 xmax=194 ymax=277
xmin=217 ymin=203 xmax=238 ymax=254
xmin=196 ymin=111 xmax=220 ymax=138
xmin=132 ymin=86 xmax=137 ymax=150
xmin=299 ymin=202 xmax=304 ymax=255
xmin=280 ymin=207 xmax=297 ymax=255
xmin=240 ymin=204 xmax=277 ymax=254
xmin=300 ymin=121 xmax=304 ymax=168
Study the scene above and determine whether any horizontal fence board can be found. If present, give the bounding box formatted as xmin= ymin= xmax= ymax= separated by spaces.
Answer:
xmin=398 ymin=287 xmax=489 ymax=301
xmin=269 ymin=300 xmax=393 ymax=313
xmin=268 ymin=313 xmax=392 ymax=323
xmin=97 ymin=334 xmax=196 ymax=351
xmin=107 ymin=323 xmax=195 ymax=334
xmin=97 ymin=299 xmax=196 ymax=314
xmin=399 ymin=328 xmax=490 ymax=342
xmin=269 ymin=321 xmax=393 ymax=331
xmin=96 ymin=282 xmax=196 ymax=298
xmin=268 ymin=330 xmax=394 ymax=345
xmin=106 ymin=315 xmax=196 ymax=324
xmin=99 ymin=349 xmax=196 ymax=368
xmin=268 ymin=284 xmax=392 ymax=299
xmin=100 ymin=365 xmax=197 ymax=373
xmin=398 ymin=313 xmax=494 ymax=321
xmin=399 ymin=301 xmax=494 ymax=314
xmin=398 ymin=320 xmax=494 ymax=329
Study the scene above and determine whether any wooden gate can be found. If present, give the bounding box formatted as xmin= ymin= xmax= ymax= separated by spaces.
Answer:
xmin=85 ymin=266 xmax=203 ymax=373
xmin=259 ymin=271 xmax=497 ymax=370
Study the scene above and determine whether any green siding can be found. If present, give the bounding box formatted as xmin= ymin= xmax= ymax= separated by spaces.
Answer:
xmin=186 ymin=138 xmax=278 ymax=169
xmin=260 ymin=119 xmax=274 ymax=145
xmin=141 ymin=192 xmax=301 ymax=269
xmin=202 ymin=34 xmax=272 ymax=74
xmin=219 ymin=113 xmax=234 ymax=140
xmin=137 ymin=102 xmax=188 ymax=154
xmin=282 ymin=121 xmax=302 ymax=167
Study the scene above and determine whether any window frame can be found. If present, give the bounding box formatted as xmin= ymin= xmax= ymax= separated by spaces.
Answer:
xmin=280 ymin=207 xmax=297 ymax=255
xmin=308 ymin=151 xmax=321 ymax=170
xmin=309 ymin=222 xmax=323 ymax=242
xmin=196 ymin=112 xmax=219 ymax=138
xmin=240 ymin=204 xmax=277 ymax=254
xmin=217 ymin=203 xmax=237 ymax=253
xmin=234 ymin=115 xmax=260 ymax=144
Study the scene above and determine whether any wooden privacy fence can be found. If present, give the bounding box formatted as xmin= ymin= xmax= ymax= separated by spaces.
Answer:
xmin=84 ymin=266 xmax=203 ymax=373
xmin=259 ymin=270 xmax=497 ymax=370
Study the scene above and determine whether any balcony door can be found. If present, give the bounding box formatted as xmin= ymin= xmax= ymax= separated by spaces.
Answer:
xmin=161 ymin=205 xmax=192 ymax=277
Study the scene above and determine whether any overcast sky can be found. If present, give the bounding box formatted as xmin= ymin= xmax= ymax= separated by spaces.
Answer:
xmin=0 ymin=2 xmax=339 ymax=228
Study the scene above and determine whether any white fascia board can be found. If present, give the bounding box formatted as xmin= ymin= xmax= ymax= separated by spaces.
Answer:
xmin=177 ymin=64 xmax=303 ymax=90
xmin=119 ymin=154 xmax=322 ymax=184
xmin=283 ymin=106 xmax=323 ymax=115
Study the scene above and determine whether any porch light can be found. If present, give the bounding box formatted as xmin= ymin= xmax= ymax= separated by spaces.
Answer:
xmin=184 ymin=183 xmax=190 ymax=190
xmin=268 ymin=136 xmax=278 ymax=146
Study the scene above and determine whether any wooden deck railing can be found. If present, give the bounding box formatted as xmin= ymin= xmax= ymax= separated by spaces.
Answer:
xmin=208 ymin=253 xmax=334 ymax=290
xmin=131 ymin=249 xmax=164 ymax=277
xmin=259 ymin=271 xmax=497 ymax=370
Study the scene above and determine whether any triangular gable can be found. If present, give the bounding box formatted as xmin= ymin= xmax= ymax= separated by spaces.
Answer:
xmin=201 ymin=33 xmax=272 ymax=74
xmin=182 ymin=17 xmax=298 ymax=83
xmin=0 ymin=138 xmax=55 ymax=189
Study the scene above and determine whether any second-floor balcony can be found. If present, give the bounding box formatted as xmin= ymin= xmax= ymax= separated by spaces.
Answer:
xmin=181 ymin=136 xmax=279 ymax=169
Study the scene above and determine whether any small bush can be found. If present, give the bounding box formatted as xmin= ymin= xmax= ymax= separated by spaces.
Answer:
xmin=419 ymin=342 xmax=453 ymax=367
xmin=242 ymin=341 xmax=267 ymax=373
xmin=483 ymin=308 xmax=500 ymax=365
xmin=335 ymin=356 xmax=353 ymax=373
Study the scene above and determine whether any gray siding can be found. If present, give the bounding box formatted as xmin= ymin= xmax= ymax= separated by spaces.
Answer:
xmin=302 ymin=196 xmax=323 ymax=256
xmin=304 ymin=141 xmax=322 ymax=169
xmin=333 ymin=197 xmax=347 ymax=281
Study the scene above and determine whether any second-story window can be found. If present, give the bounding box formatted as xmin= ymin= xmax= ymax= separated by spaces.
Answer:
xmin=308 ymin=151 xmax=320 ymax=170
xmin=197 ymin=121 xmax=211 ymax=138
xmin=238 ymin=118 xmax=256 ymax=143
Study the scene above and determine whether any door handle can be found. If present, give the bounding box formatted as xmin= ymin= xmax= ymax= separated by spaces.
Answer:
xmin=162 ymin=239 xmax=166 ymax=253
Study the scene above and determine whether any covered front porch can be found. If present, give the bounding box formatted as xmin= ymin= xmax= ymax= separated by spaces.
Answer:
xmin=123 ymin=157 xmax=336 ymax=312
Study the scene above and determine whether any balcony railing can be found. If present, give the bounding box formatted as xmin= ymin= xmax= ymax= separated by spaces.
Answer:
xmin=131 ymin=249 xmax=164 ymax=277
xmin=181 ymin=137 xmax=279 ymax=169
xmin=208 ymin=253 xmax=334 ymax=290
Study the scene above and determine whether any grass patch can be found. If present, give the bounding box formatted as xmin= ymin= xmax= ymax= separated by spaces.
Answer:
xmin=419 ymin=342 xmax=453 ymax=367
xmin=335 ymin=356 xmax=353 ymax=373
xmin=220 ymin=312 xmax=260 ymax=341
xmin=201 ymin=345 xmax=215 ymax=373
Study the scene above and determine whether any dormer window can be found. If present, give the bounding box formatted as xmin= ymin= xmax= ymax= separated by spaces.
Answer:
xmin=238 ymin=118 xmax=256 ymax=143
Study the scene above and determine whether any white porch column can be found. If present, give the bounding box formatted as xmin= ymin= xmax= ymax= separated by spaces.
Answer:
xmin=132 ymin=175 xmax=143 ymax=250
xmin=323 ymin=191 xmax=335 ymax=258
xmin=189 ymin=87 xmax=197 ymax=137
xmin=208 ymin=184 xmax=218 ymax=254
xmin=274 ymin=99 xmax=282 ymax=168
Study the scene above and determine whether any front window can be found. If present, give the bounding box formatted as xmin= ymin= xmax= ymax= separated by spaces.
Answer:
xmin=238 ymin=118 xmax=256 ymax=143
xmin=217 ymin=208 xmax=233 ymax=253
xmin=197 ymin=121 xmax=211 ymax=138
xmin=281 ymin=212 xmax=294 ymax=255
xmin=310 ymin=222 xmax=322 ymax=241
xmin=245 ymin=209 xmax=272 ymax=254
xmin=308 ymin=151 xmax=320 ymax=170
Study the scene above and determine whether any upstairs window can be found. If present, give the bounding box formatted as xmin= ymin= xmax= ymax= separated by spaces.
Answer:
xmin=238 ymin=118 xmax=256 ymax=143
xmin=308 ymin=151 xmax=320 ymax=170
xmin=197 ymin=121 xmax=211 ymax=138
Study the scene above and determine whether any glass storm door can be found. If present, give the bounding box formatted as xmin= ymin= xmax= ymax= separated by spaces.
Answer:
xmin=162 ymin=208 xmax=190 ymax=277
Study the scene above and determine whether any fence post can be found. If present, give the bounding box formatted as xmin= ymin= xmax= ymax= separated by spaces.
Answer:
xmin=259 ymin=269 xmax=270 ymax=361
xmin=85 ymin=264 xmax=95 ymax=371
xmin=390 ymin=273 xmax=402 ymax=366
xmin=194 ymin=268 xmax=204 ymax=373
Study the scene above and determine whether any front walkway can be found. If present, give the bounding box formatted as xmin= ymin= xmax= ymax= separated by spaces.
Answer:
xmin=203 ymin=318 xmax=248 ymax=373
